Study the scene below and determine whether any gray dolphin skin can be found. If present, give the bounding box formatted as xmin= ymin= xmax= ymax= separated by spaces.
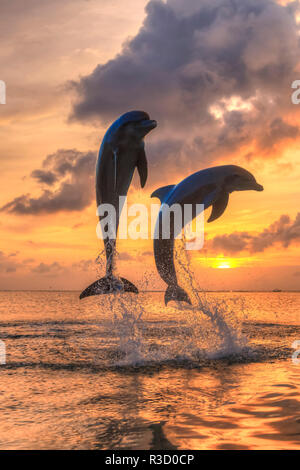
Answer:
xmin=80 ymin=110 xmax=157 ymax=300
xmin=151 ymin=165 xmax=264 ymax=306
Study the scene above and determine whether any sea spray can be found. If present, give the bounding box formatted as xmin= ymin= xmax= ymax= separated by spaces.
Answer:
xmin=94 ymin=248 xmax=150 ymax=365
xmin=93 ymin=242 xmax=248 ymax=366
xmin=173 ymin=238 xmax=248 ymax=358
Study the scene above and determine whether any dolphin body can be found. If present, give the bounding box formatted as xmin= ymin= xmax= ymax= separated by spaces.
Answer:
xmin=151 ymin=165 xmax=264 ymax=306
xmin=80 ymin=110 xmax=157 ymax=300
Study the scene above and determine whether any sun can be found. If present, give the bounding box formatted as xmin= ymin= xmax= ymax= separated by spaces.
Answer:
xmin=211 ymin=258 xmax=239 ymax=269
xmin=216 ymin=261 xmax=232 ymax=269
xmin=195 ymin=256 xmax=254 ymax=269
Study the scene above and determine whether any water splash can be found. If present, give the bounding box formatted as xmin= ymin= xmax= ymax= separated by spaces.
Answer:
xmin=93 ymin=248 xmax=148 ymax=365
xmin=94 ymin=241 xmax=248 ymax=367
xmin=173 ymin=238 xmax=248 ymax=358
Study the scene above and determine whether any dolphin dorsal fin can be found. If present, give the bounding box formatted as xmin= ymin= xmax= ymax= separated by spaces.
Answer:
xmin=151 ymin=185 xmax=175 ymax=203
xmin=207 ymin=191 xmax=229 ymax=223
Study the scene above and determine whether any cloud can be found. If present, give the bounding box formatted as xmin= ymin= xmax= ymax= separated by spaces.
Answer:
xmin=72 ymin=222 xmax=84 ymax=229
xmin=72 ymin=259 xmax=95 ymax=271
xmin=209 ymin=232 xmax=251 ymax=254
xmin=258 ymin=118 xmax=299 ymax=150
xmin=0 ymin=251 xmax=97 ymax=278
xmin=31 ymin=169 xmax=58 ymax=186
xmin=209 ymin=212 xmax=300 ymax=254
xmin=1 ymin=149 xmax=96 ymax=215
xmin=0 ymin=0 xmax=134 ymax=121
xmin=117 ymin=252 xmax=135 ymax=261
xmin=0 ymin=251 xmax=19 ymax=273
xmin=71 ymin=0 xmax=300 ymax=168
xmin=31 ymin=262 xmax=64 ymax=274
xmin=142 ymin=250 xmax=153 ymax=256
xmin=0 ymin=251 xmax=28 ymax=273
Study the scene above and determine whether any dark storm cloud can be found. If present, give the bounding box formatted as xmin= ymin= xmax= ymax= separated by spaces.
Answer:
xmin=209 ymin=212 xmax=300 ymax=254
xmin=1 ymin=149 xmax=96 ymax=215
xmin=71 ymin=0 xmax=300 ymax=166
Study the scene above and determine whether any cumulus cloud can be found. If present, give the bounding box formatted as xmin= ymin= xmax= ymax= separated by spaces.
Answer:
xmin=209 ymin=212 xmax=300 ymax=254
xmin=71 ymin=0 xmax=300 ymax=168
xmin=1 ymin=149 xmax=96 ymax=215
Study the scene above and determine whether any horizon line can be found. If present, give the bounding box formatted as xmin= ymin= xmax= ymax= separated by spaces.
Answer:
xmin=0 ymin=289 xmax=299 ymax=293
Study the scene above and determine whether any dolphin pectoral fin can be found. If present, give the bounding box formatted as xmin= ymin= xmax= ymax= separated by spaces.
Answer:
xmin=79 ymin=276 xmax=138 ymax=299
xmin=113 ymin=150 xmax=118 ymax=191
xmin=136 ymin=148 xmax=148 ymax=188
xmin=207 ymin=192 xmax=229 ymax=223
xmin=165 ymin=285 xmax=191 ymax=306
xmin=202 ymin=186 xmax=218 ymax=210
xmin=151 ymin=185 xmax=175 ymax=203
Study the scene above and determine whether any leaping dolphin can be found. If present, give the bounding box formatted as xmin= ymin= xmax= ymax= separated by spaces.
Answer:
xmin=151 ymin=165 xmax=264 ymax=306
xmin=80 ymin=110 xmax=157 ymax=300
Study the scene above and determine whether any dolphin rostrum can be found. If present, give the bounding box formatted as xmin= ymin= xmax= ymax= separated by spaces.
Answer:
xmin=151 ymin=165 xmax=264 ymax=306
xmin=80 ymin=110 xmax=157 ymax=300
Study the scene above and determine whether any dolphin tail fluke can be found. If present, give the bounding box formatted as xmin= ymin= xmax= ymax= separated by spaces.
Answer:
xmin=79 ymin=276 xmax=139 ymax=300
xmin=120 ymin=277 xmax=139 ymax=293
xmin=165 ymin=285 xmax=191 ymax=306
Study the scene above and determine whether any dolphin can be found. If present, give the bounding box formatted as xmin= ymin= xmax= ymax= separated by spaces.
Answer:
xmin=80 ymin=110 xmax=157 ymax=300
xmin=151 ymin=165 xmax=264 ymax=306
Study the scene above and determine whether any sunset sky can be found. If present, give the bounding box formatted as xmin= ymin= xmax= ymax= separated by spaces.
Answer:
xmin=0 ymin=0 xmax=300 ymax=291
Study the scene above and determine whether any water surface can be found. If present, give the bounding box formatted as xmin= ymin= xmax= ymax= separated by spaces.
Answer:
xmin=0 ymin=291 xmax=299 ymax=450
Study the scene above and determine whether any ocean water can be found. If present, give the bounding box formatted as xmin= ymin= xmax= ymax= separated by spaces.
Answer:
xmin=0 ymin=290 xmax=299 ymax=450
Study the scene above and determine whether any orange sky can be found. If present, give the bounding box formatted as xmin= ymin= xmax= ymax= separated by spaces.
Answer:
xmin=0 ymin=0 xmax=300 ymax=291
